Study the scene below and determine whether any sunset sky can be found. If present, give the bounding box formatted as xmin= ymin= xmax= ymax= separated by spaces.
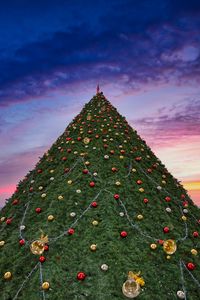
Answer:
xmin=0 ymin=0 xmax=199 ymax=206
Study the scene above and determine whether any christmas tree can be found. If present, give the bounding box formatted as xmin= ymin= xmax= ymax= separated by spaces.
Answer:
xmin=0 ymin=90 xmax=200 ymax=300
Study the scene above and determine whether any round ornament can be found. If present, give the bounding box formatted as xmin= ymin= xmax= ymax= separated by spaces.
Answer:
xmin=120 ymin=231 xmax=128 ymax=238
xmin=90 ymin=244 xmax=97 ymax=251
xmin=166 ymin=207 xmax=172 ymax=213
xmin=163 ymin=240 xmax=177 ymax=255
xmin=42 ymin=282 xmax=50 ymax=290
xmin=150 ymin=244 xmax=157 ymax=250
xmin=137 ymin=215 xmax=143 ymax=220
xmin=119 ymin=212 xmax=124 ymax=217
xmin=92 ymin=220 xmax=98 ymax=226
xmin=122 ymin=278 xmax=140 ymax=298
xmin=191 ymin=249 xmax=198 ymax=255
xmin=70 ymin=212 xmax=76 ymax=218
xmin=177 ymin=290 xmax=185 ymax=299
xmin=101 ymin=264 xmax=108 ymax=271
xmin=30 ymin=233 xmax=48 ymax=255
xmin=83 ymin=137 xmax=90 ymax=144
xmin=77 ymin=272 xmax=86 ymax=281
xmin=47 ymin=215 xmax=54 ymax=221
xmin=186 ymin=262 xmax=195 ymax=270
xmin=0 ymin=240 xmax=5 ymax=247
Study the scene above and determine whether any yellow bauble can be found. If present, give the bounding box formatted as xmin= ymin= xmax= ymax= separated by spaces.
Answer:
xmin=74 ymin=151 xmax=78 ymax=155
xmin=4 ymin=272 xmax=12 ymax=280
xmin=139 ymin=188 xmax=144 ymax=192
xmin=92 ymin=220 xmax=98 ymax=226
xmin=162 ymin=181 xmax=166 ymax=185
xmin=191 ymin=249 xmax=198 ymax=255
xmin=0 ymin=240 xmax=5 ymax=247
xmin=182 ymin=216 xmax=187 ymax=221
xmin=137 ymin=214 xmax=143 ymax=220
xmin=58 ymin=195 xmax=64 ymax=200
xmin=48 ymin=215 xmax=54 ymax=221
xmin=0 ymin=217 xmax=5 ymax=222
xmin=90 ymin=244 xmax=97 ymax=251
xmin=162 ymin=175 xmax=166 ymax=178
xmin=38 ymin=186 xmax=43 ymax=190
xmin=83 ymin=137 xmax=90 ymax=144
xmin=42 ymin=282 xmax=50 ymax=290
xmin=67 ymin=180 xmax=72 ymax=185
xmin=163 ymin=239 xmax=177 ymax=255
xmin=150 ymin=244 xmax=157 ymax=250
xmin=119 ymin=155 xmax=124 ymax=159
xmin=71 ymin=141 xmax=75 ymax=144
xmin=50 ymin=169 xmax=54 ymax=173
xmin=132 ymin=168 xmax=137 ymax=173
xmin=115 ymin=181 xmax=121 ymax=186
xmin=166 ymin=255 xmax=171 ymax=260
xmin=41 ymin=193 xmax=46 ymax=198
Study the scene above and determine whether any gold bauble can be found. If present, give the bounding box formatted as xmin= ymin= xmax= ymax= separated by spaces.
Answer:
xmin=83 ymin=137 xmax=90 ymax=144
xmin=0 ymin=240 xmax=5 ymax=247
xmin=38 ymin=186 xmax=43 ymax=190
xmin=182 ymin=216 xmax=187 ymax=221
xmin=119 ymin=155 xmax=124 ymax=159
xmin=138 ymin=188 xmax=144 ymax=193
xmin=4 ymin=272 xmax=12 ymax=280
xmin=58 ymin=195 xmax=64 ymax=200
xmin=85 ymin=161 xmax=90 ymax=166
xmin=150 ymin=243 xmax=157 ymax=250
xmin=163 ymin=240 xmax=177 ymax=255
xmin=122 ymin=279 xmax=140 ymax=298
xmin=166 ymin=255 xmax=171 ymax=260
xmin=71 ymin=140 xmax=75 ymax=144
xmin=137 ymin=215 xmax=143 ymax=220
xmin=74 ymin=151 xmax=78 ymax=154
xmin=42 ymin=281 xmax=50 ymax=290
xmin=30 ymin=233 xmax=48 ymax=255
xmin=191 ymin=249 xmax=198 ymax=255
xmin=115 ymin=181 xmax=121 ymax=186
xmin=162 ymin=180 xmax=166 ymax=185
xmin=48 ymin=215 xmax=54 ymax=221
xmin=50 ymin=169 xmax=54 ymax=173
xmin=90 ymin=244 xmax=97 ymax=251
xmin=41 ymin=193 xmax=46 ymax=198
xmin=67 ymin=180 xmax=72 ymax=185
xmin=132 ymin=168 xmax=137 ymax=173
xmin=92 ymin=220 xmax=99 ymax=226
xmin=0 ymin=217 xmax=5 ymax=222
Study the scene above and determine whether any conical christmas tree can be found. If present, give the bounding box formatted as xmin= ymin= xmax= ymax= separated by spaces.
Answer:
xmin=0 ymin=91 xmax=200 ymax=300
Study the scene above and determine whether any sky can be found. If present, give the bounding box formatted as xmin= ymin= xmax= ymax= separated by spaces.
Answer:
xmin=0 ymin=0 xmax=199 ymax=206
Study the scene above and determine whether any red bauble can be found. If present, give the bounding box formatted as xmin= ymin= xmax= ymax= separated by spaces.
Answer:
xmin=64 ymin=168 xmax=70 ymax=173
xmin=67 ymin=148 xmax=72 ymax=153
xmin=44 ymin=245 xmax=49 ymax=251
xmin=82 ymin=169 xmax=88 ymax=174
xmin=158 ymin=239 xmax=164 ymax=245
xmin=77 ymin=272 xmax=86 ymax=281
xmin=68 ymin=228 xmax=75 ymax=235
xmin=114 ymin=194 xmax=120 ymax=200
xmin=165 ymin=196 xmax=171 ymax=202
xmin=6 ymin=218 xmax=12 ymax=225
xmin=29 ymin=187 xmax=33 ymax=192
xmin=12 ymin=199 xmax=19 ymax=205
xmin=66 ymin=137 xmax=71 ymax=141
xmin=120 ymin=231 xmax=128 ymax=238
xmin=62 ymin=157 xmax=67 ymax=161
xmin=143 ymin=198 xmax=149 ymax=204
xmin=163 ymin=227 xmax=169 ymax=233
xmin=95 ymin=135 xmax=99 ymax=139
xmin=77 ymin=137 xmax=82 ymax=141
xmin=147 ymin=168 xmax=152 ymax=173
xmin=37 ymin=169 xmax=42 ymax=174
xmin=136 ymin=180 xmax=142 ymax=185
xmin=181 ymin=194 xmax=186 ymax=199
xmin=91 ymin=201 xmax=98 ymax=208
xmin=111 ymin=167 xmax=118 ymax=172
xmin=35 ymin=207 xmax=42 ymax=214
xmin=39 ymin=256 xmax=46 ymax=263
xmin=193 ymin=231 xmax=199 ymax=238
xmin=120 ymin=150 xmax=125 ymax=154
xmin=135 ymin=156 xmax=142 ymax=162
xmin=110 ymin=150 xmax=115 ymax=155
xmin=89 ymin=181 xmax=95 ymax=187
xmin=183 ymin=201 xmax=188 ymax=207
xmin=187 ymin=262 xmax=196 ymax=270
xmin=19 ymin=239 xmax=25 ymax=246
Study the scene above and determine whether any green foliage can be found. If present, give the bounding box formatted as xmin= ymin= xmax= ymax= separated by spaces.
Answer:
xmin=0 ymin=93 xmax=200 ymax=299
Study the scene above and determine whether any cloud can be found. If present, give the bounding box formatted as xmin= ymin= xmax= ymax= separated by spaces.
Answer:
xmin=0 ymin=1 xmax=200 ymax=106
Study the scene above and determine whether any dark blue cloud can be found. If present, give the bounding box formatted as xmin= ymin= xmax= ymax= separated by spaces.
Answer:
xmin=0 ymin=0 xmax=200 ymax=106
